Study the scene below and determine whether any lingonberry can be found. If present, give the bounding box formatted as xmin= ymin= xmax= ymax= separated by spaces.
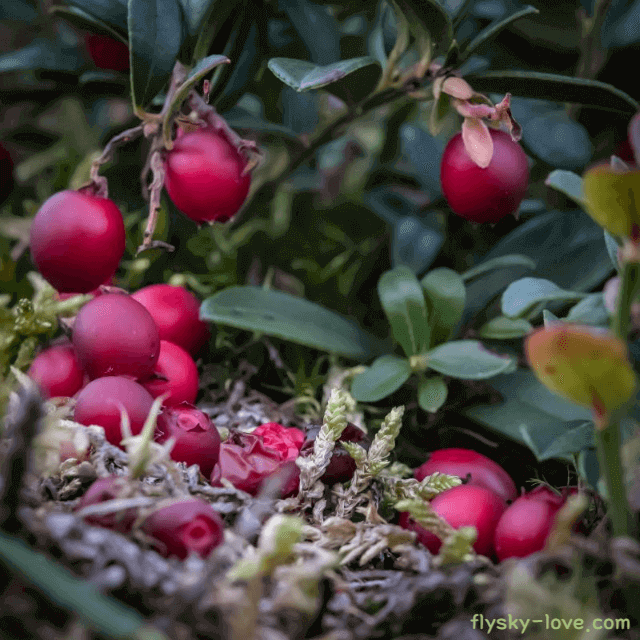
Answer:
xmin=74 ymin=376 xmax=155 ymax=447
xmin=155 ymin=404 xmax=220 ymax=477
xmin=131 ymin=284 xmax=210 ymax=355
xmin=440 ymin=129 xmax=529 ymax=223
xmin=86 ymin=33 xmax=130 ymax=72
xmin=28 ymin=343 xmax=84 ymax=399
xmin=300 ymin=422 xmax=370 ymax=485
xmin=30 ymin=190 xmax=126 ymax=293
xmin=0 ymin=141 xmax=14 ymax=204
xmin=72 ymin=293 xmax=160 ymax=379
xmin=75 ymin=476 xmax=137 ymax=533
xmin=142 ymin=498 xmax=224 ymax=559
xmin=399 ymin=484 xmax=506 ymax=557
xmin=139 ymin=340 xmax=199 ymax=406
xmin=414 ymin=448 xmax=517 ymax=503
xmin=254 ymin=422 xmax=305 ymax=461
xmin=56 ymin=276 xmax=114 ymax=301
xmin=164 ymin=127 xmax=251 ymax=224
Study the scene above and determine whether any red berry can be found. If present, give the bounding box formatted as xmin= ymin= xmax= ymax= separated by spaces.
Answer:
xmin=56 ymin=276 xmax=114 ymax=301
xmin=74 ymin=376 xmax=155 ymax=447
xmin=164 ymin=127 xmax=251 ymax=224
xmin=72 ymin=293 xmax=160 ymax=379
xmin=86 ymin=33 xmax=130 ymax=72
xmin=399 ymin=485 xmax=506 ymax=557
xmin=254 ymin=422 xmax=305 ymax=461
xmin=414 ymin=448 xmax=517 ymax=503
xmin=30 ymin=190 xmax=126 ymax=293
xmin=131 ymin=284 xmax=210 ymax=355
xmin=142 ymin=498 xmax=224 ymax=559
xmin=0 ymin=141 xmax=14 ymax=204
xmin=139 ymin=340 xmax=199 ymax=406
xmin=440 ymin=129 xmax=529 ymax=223
xmin=155 ymin=404 xmax=220 ymax=477
xmin=494 ymin=492 xmax=562 ymax=561
xmin=76 ymin=476 xmax=137 ymax=533
xmin=28 ymin=343 xmax=84 ymax=399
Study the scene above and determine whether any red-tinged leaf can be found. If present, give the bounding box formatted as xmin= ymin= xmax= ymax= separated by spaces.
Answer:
xmin=462 ymin=117 xmax=493 ymax=168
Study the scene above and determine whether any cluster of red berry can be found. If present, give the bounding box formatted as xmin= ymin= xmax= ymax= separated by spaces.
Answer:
xmin=398 ymin=448 xmax=583 ymax=561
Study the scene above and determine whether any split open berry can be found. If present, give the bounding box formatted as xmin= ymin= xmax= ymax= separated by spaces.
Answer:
xmin=131 ymin=284 xmax=210 ymax=355
xmin=30 ymin=190 xmax=126 ymax=293
xmin=75 ymin=475 xmax=137 ymax=533
xmin=399 ymin=484 xmax=506 ymax=557
xmin=139 ymin=340 xmax=199 ymax=406
xmin=254 ymin=422 xmax=305 ymax=461
xmin=164 ymin=126 xmax=251 ymax=224
xmin=414 ymin=448 xmax=517 ymax=503
xmin=74 ymin=376 xmax=155 ymax=447
xmin=440 ymin=128 xmax=529 ymax=223
xmin=28 ymin=342 xmax=84 ymax=399
xmin=142 ymin=498 xmax=224 ymax=559
xmin=155 ymin=404 xmax=220 ymax=477
xmin=86 ymin=33 xmax=130 ymax=72
xmin=72 ymin=293 xmax=160 ymax=379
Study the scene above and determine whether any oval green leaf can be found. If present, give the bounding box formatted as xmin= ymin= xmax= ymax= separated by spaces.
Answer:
xmin=418 ymin=375 xmax=448 ymax=413
xmin=477 ymin=316 xmax=533 ymax=339
xmin=426 ymin=340 xmax=516 ymax=379
xmin=461 ymin=254 xmax=536 ymax=282
xmin=420 ymin=267 xmax=466 ymax=346
xmin=501 ymin=277 xmax=587 ymax=319
xmin=544 ymin=170 xmax=585 ymax=208
xmin=350 ymin=355 xmax=412 ymax=402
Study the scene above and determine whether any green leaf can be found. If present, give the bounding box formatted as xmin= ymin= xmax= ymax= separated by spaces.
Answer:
xmin=565 ymin=294 xmax=610 ymax=326
xmin=64 ymin=0 xmax=128 ymax=32
xmin=398 ymin=0 xmax=453 ymax=56
xmin=128 ymin=0 xmax=184 ymax=109
xmin=604 ymin=230 xmax=621 ymax=271
xmin=177 ymin=0 xmax=215 ymax=36
xmin=417 ymin=375 xmax=448 ymax=413
xmin=578 ymin=447 xmax=600 ymax=492
xmin=420 ymin=267 xmax=466 ymax=346
xmin=461 ymin=254 xmax=536 ymax=282
xmin=200 ymin=286 xmax=385 ymax=360
xmin=50 ymin=5 xmax=127 ymax=39
xmin=537 ymin=421 xmax=595 ymax=461
xmin=378 ymin=266 xmax=430 ymax=357
xmin=458 ymin=5 xmax=538 ymax=64
xmin=466 ymin=70 xmax=639 ymax=114
xmin=543 ymin=309 xmax=562 ymax=327
xmin=223 ymin=107 xmax=303 ymax=148
xmin=0 ymin=38 xmax=84 ymax=73
xmin=267 ymin=57 xmax=381 ymax=102
xmin=502 ymin=277 xmax=587 ymax=319
xmin=426 ymin=340 xmax=516 ymax=379
xmin=544 ymin=170 xmax=585 ymax=207
xmin=350 ymin=355 xmax=412 ymax=402
xmin=477 ymin=316 xmax=533 ymax=339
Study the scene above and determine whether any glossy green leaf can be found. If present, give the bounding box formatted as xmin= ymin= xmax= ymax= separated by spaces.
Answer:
xmin=544 ymin=170 xmax=585 ymax=208
xmin=565 ymin=294 xmax=610 ymax=326
xmin=378 ymin=266 xmax=430 ymax=356
xmin=64 ymin=0 xmax=128 ymax=32
xmin=458 ymin=5 xmax=538 ymax=64
xmin=399 ymin=0 xmax=453 ymax=55
xmin=426 ymin=340 xmax=516 ymax=379
xmin=128 ymin=0 xmax=184 ymax=109
xmin=267 ymin=57 xmax=381 ymax=102
xmin=420 ymin=267 xmax=466 ymax=346
xmin=461 ymin=254 xmax=536 ymax=282
xmin=466 ymin=70 xmax=639 ymax=114
xmin=50 ymin=5 xmax=126 ymax=39
xmin=477 ymin=316 xmax=533 ymax=339
xmin=0 ymin=38 xmax=84 ymax=73
xmin=578 ymin=447 xmax=600 ymax=492
xmin=502 ymin=277 xmax=588 ymax=319
xmin=350 ymin=355 xmax=412 ymax=402
xmin=200 ymin=286 xmax=385 ymax=360
xmin=282 ymin=0 xmax=340 ymax=65
xmin=177 ymin=0 xmax=215 ymax=36
xmin=417 ymin=375 xmax=448 ymax=413
xmin=537 ymin=421 xmax=595 ymax=461
xmin=604 ymin=230 xmax=621 ymax=271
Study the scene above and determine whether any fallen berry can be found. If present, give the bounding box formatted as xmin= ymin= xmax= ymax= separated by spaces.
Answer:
xmin=142 ymin=498 xmax=224 ymax=559
xmin=72 ymin=293 xmax=160 ymax=379
xmin=74 ymin=376 xmax=155 ymax=447
xmin=75 ymin=475 xmax=137 ymax=533
xmin=28 ymin=343 xmax=84 ymax=399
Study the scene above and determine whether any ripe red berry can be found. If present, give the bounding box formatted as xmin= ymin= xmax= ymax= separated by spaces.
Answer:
xmin=86 ymin=33 xmax=130 ymax=72
xmin=0 ymin=141 xmax=14 ymax=204
xmin=74 ymin=376 xmax=155 ymax=447
xmin=440 ymin=129 xmax=529 ymax=223
xmin=29 ymin=190 xmax=126 ymax=293
xmin=164 ymin=127 xmax=251 ymax=224
xmin=399 ymin=485 xmax=506 ymax=557
xmin=494 ymin=492 xmax=563 ymax=561
xmin=414 ymin=448 xmax=517 ymax=503
xmin=155 ymin=404 xmax=220 ymax=477
xmin=72 ymin=293 xmax=160 ymax=379
xmin=131 ymin=284 xmax=210 ymax=355
xmin=76 ymin=476 xmax=137 ymax=533
xmin=139 ymin=340 xmax=199 ymax=406
xmin=142 ymin=498 xmax=224 ymax=559
xmin=56 ymin=276 xmax=114 ymax=301
xmin=27 ymin=343 xmax=84 ymax=399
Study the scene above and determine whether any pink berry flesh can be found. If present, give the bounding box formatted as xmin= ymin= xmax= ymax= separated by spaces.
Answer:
xmin=440 ymin=129 xmax=529 ymax=223
xmin=29 ymin=190 xmax=126 ymax=293
xmin=28 ymin=343 xmax=84 ymax=398
xmin=164 ymin=127 xmax=251 ymax=224
xmin=414 ymin=448 xmax=517 ymax=503
xmin=72 ymin=293 xmax=160 ymax=379
xmin=74 ymin=376 xmax=155 ymax=447
xmin=155 ymin=404 xmax=220 ymax=476
xmin=131 ymin=284 xmax=210 ymax=355
xmin=142 ymin=498 xmax=224 ymax=559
